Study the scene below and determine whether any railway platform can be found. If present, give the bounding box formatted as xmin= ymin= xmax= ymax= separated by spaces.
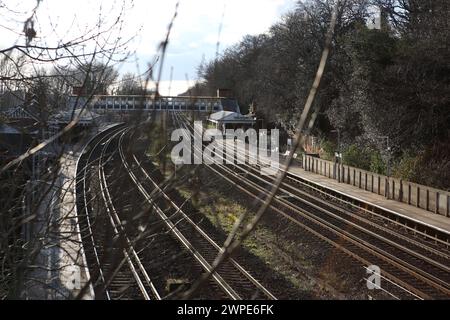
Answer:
xmin=23 ymin=145 xmax=94 ymax=299
xmin=220 ymin=135 xmax=450 ymax=242
xmin=286 ymin=163 xmax=450 ymax=236
xmin=55 ymin=150 xmax=94 ymax=299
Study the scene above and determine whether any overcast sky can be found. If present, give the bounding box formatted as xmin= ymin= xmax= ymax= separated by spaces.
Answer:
xmin=1 ymin=0 xmax=297 ymax=95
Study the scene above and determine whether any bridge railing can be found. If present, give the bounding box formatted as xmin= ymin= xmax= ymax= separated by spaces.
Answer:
xmin=87 ymin=95 xmax=224 ymax=112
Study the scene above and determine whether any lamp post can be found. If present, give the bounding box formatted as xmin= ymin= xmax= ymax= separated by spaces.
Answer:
xmin=331 ymin=129 xmax=342 ymax=182
xmin=378 ymin=136 xmax=391 ymax=198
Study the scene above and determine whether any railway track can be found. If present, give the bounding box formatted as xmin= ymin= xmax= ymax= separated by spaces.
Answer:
xmin=172 ymin=111 xmax=450 ymax=300
xmin=284 ymin=171 xmax=450 ymax=247
xmin=76 ymin=123 xmax=276 ymax=300
xmin=75 ymin=114 xmax=450 ymax=300
xmin=76 ymin=125 xmax=160 ymax=300
xmin=117 ymin=128 xmax=276 ymax=300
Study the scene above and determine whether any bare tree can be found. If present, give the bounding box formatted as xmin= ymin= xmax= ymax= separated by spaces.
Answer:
xmin=0 ymin=0 xmax=134 ymax=299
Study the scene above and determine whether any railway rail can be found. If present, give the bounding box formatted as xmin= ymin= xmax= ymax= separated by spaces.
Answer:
xmin=76 ymin=125 xmax=160 ymax=300
xmin=118 ymin=128 xmax=276 ymax=300
xmin=74 ymin=114 xmax=450 ymax=300
xmin=172 ymin=111 xmax=450 ymax=300
xmin=76 ymin=123 xmax=276 ymax=300
xmin=175 ymin=111 xmax=450 ymax=246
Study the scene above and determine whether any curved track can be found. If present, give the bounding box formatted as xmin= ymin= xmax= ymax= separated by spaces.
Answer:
xmin=118 ymin=128 xmax=276 ymax=300
xmin=76 ymin=123 xmax=276 ymax=300
xmin=76 ymin=125 xmax=160 ymax=300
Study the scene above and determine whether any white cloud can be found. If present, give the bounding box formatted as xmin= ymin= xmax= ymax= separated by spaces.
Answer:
xmin=188 ymin=41 xmax=200 ymax=49
xmin=1 ymin=0 xmax=296 ymax=95
xmin=148 ymin=80 xmax=196 ymax=96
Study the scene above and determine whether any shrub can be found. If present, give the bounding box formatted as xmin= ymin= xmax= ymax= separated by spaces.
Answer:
xmin=342 ymin=144 xmax=372 ymax=170
xmin=369 ymin=151 xmax=386 ymax=175
xmin=319 ymin=139 xmax=336 ymax=161
xmin=392 ymin=153 xmax=419 ymax=181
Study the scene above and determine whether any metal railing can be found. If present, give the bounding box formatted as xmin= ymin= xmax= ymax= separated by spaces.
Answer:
xmin=73 ymin=95 xmax=230 ymax=112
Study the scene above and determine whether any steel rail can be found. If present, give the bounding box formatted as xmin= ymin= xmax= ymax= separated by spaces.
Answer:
xmin=173 ymin=112 xmax=448 ymax=299
xmin=98 ymin=128 xmax=161 ymax=300
xmin=176 ymin=112 xmax=450 ymax=287
xmin=117 ymin=130 xmax=243 ymax=300
xmin=183 ymin=111 xmax=444 ymax=259
xmin=214 ymin=163 xmax=450 ymax=297
xmin=129 ymin=152 xmax=277 ymax=300
xmin=207 ymin=163 xmax=430 ymax=299
xmin=225 ymin=161 xmax=450 ymax=276
xmin=178 ymin=111 xmax=450 ymax=247
xmin=76 ymin=125 xmax=127 ymax=299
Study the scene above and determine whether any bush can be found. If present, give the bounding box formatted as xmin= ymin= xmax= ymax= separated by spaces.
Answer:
xmin=369 ymin=152 xmax=386 ymax=175
xmin=319 ymin=139 xmax=336 ymax=161
xmin=340 ymin=144 xmax=388 ymax=175
xmin=392 ymin=152 xmax=419 ymax=181
xmin=342 ymin=144 xmax=372 ymax=170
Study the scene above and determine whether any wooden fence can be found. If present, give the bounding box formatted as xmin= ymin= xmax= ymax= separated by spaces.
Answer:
xmin=302 ymin=155 xmax=450 ymax=218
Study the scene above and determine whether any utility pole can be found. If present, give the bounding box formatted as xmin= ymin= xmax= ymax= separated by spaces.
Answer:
xmin=386 ymin=136 xmax=391 ymax=199
xmin=332 ymin=129 xmax=342 ymax=182
xmin=379 ymin=136 xmax=391 ymax=199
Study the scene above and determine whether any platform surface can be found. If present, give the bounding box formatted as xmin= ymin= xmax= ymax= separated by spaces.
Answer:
xmin=286 ymin=163 xmax=450 ymax=234
xmin=23 ymin=144 xmax=94 ymax=299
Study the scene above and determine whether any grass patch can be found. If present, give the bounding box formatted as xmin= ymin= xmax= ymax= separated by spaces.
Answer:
xmin=177 ymin=182 xmax=336 ymax=297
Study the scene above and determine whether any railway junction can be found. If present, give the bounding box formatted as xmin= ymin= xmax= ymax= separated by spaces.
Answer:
xmin=26 ymin=105 xmax=446 ymax=301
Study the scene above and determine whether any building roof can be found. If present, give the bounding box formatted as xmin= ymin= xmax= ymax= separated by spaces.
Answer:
xmin=220 ymin=98 xmax=240 ymax=113
xmin=0 ymin=124 xmax=34 ymax=158
xmin=0 ymin=124 xmax=22 ymax=134
xmin=49 ymin=108 xmax=101 ymax=124
xmin=208 ymin=111 xmax=256 ymax=124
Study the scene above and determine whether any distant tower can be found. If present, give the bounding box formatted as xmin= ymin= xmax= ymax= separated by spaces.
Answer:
xmin=249 ymin=102 xmax=256 ymax=115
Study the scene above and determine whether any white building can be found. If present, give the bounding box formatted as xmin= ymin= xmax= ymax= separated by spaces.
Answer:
xmin=208 ymin=111 xmax=256 ymax=131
